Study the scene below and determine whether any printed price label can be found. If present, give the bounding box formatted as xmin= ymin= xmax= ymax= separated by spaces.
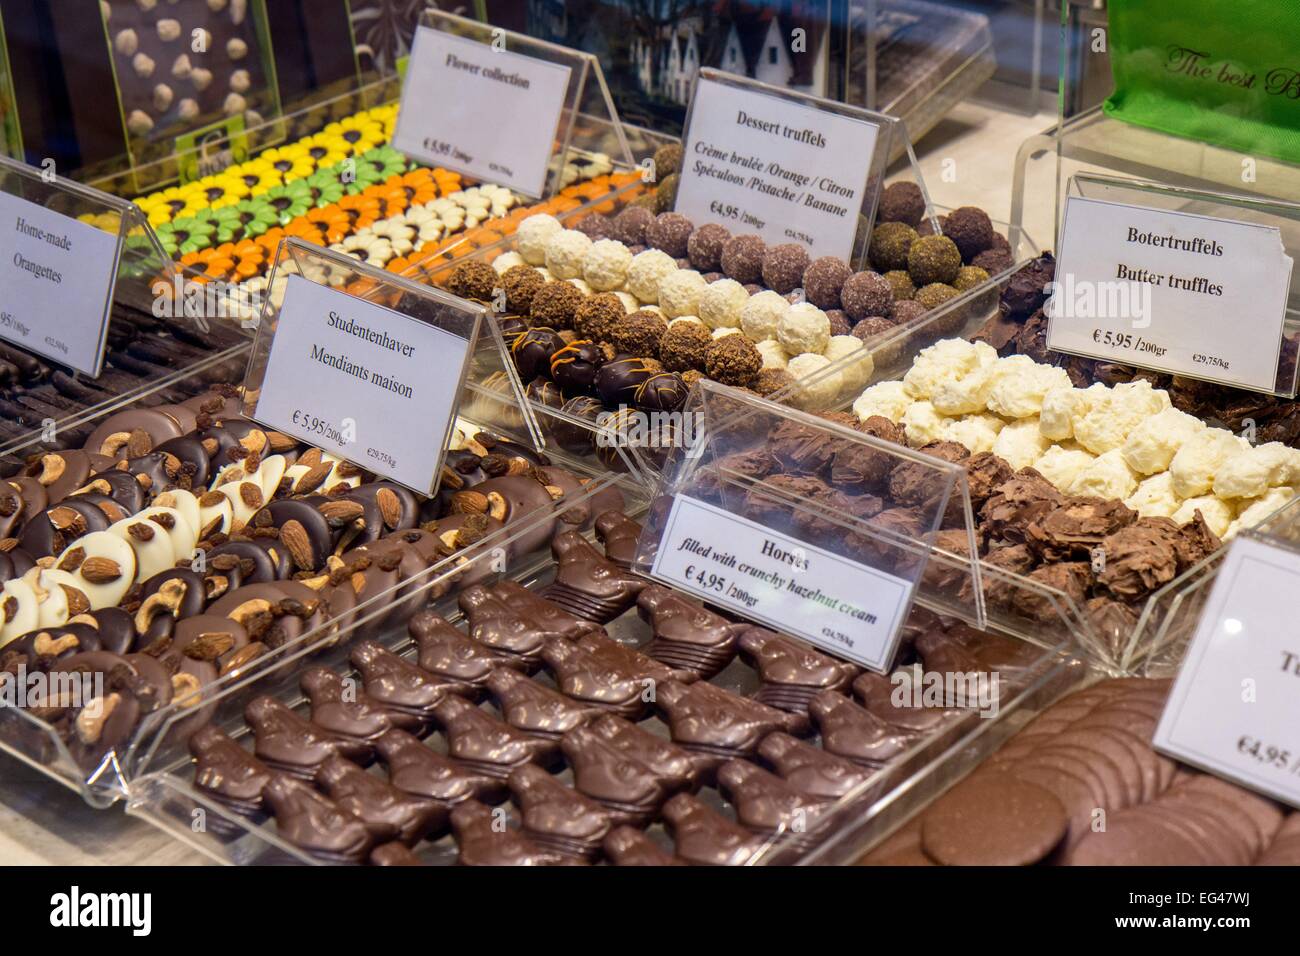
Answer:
xmin=252 ymin=275 xmax=472 ymax=492
xmin=673 ymin=72 xmax=881 ymax=259
xmin=1048 ymin=197 xmax=1293 ymax=393
xmin=0 ymin=191 xmax=121 ymax=376
xmin=1154 ymin=535 xmax=1300 ymax=809
xmin=648 ymin=494 xmax=912 ymax=671
xmin=391 ymin=26 xmax=571 ymax=198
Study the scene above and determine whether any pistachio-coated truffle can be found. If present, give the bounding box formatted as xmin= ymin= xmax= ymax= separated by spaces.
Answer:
xmin=654 ymin=173 xmax=680 ymax=213
xmin=942 ymin=206 xmax=995 ymax=261
xmin=802 ymin=256 xmax=852 ymax=310
xmin=612 ymin=310 xmax=669 ymax=357
xmin=915 ymin=282 xmax=960 ymax=311
xmin=573 ymin=292 xmax=627 ymax=342
xmin=762 ymin=243 xmax=811 ymax=294
xmin=907 ymin=234 xmax=962 ymax=285
xmin=720 ymin=234 xmax=766 ymax=284
xmin=878 ymin=181 xmax=926 ymax=227
xmin=868 ymin=221 xmax=917 ymax=272
xmin=630 ymin=194 xmax=657 ymax=211
xmin=659 ymin=321 xmax=713 ymax=372
xmin=645 ymin=212 xmax=694 ymax=258
xmin=529 ymin=281 xmax=585 ymax=329
xmin=653 ymin=142 xmax=683 ymax=178
xmin=687 ymin=223 xmax=732 ymax=272
xmin=448 ymin=260 xmax=499 ymax=302
xmin=840 ymin=270 xmax=894 ymax=321
xmin=705 ymin=334 xmax=762 ymax=387
xmin=612 ymin=206 xmax=654 ymax=246
xmin=501 ymin=264 xmax=546 ymax=313
xmin=883 ymin=270 xmax=916 ymax=301
xmin=952 ymin=265 xmax=990 ymax=292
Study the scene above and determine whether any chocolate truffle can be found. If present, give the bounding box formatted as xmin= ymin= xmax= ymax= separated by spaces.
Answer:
xmin=878 ymin=181 xmax=926 ymax=227
xmin=942 ymin=206 xmax=995 ymax=261
xmin=868 ymin=222 xmax=917 ymax=272
xmin=645 ymin=213 xmax=694 ymax=258
xmin=720 ymin=235 xmax=766 ymax=284
xmin=659 ymin=320 xmax=713 ymax=372
xmin=501 ymin=264 xmax=546 ymax=314
xmin=802 ymin=256 xmax=853 ymax=310
xmin=972 ymin=248 xmax=1015 ymax=275
xmin=576 ymin=214 xmax=612 ymax=240
xmin=612 ymin=206 xmax=654 ymax=246
xmin=573 ymin=293 xmax=626 ymax=343
xmin=841 ymin=271 xmax=894 ymax=321
xmin=1001 ymin=252 xmax=1056 ymax=318
xmin=752 ymin=368 xmax=795 ymax=396
xmin=448 ymin=261 xmax=499 ymax=302
xmin=550 ymin=340 xmax=611 ymax=395
xmin=705 ymin=335 xmax=762 ymax=387
xmin=612 ymin=310 xmax=669 ymax=357
xmin=680 ymin=369 xmax=705 ymax=389
xmin=635 ymin=371 xmax=689 ymax=411
xmin=891 ymin=299 xmax=927 ymax=325
xmin=595 ymin=357 xmax=657 ymax=406
xmin=850 ymin=317 xmax=901 ymax=366
xmin=762 ymin=243 xmax=811 ymax=295
xmin=952 ymin=265 xmax=990 ymax=292
xmin=916 ymin=215 xmax=946 ymax=237
xmin=654 ymin=174 xmax=680 ymax=213
xmin=512 ymin=327 xmax=566 ymax=381
xmin=825 ymin=310 xmax=851 ymax=337
xmin=915 ymin=283 xmax=959 ymax=312
xmin=908 ymin=235 xmax=962 ymax=285
xmin=883 ymin=270 xmax=916 ymax=301
xmin=687 ymin=223 xmax=731 ymax=272
xmin=530 ymin=281 xmax=585 ymax=329
xmin=654 ymin=142 xmax=684 ymax=178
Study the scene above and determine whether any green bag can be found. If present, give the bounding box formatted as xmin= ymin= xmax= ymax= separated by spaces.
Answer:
xmin=1103 ymin=0 xmax=1300 ymax=164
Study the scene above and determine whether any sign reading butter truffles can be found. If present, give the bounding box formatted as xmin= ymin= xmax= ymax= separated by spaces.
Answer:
xmin=1154 ymin=536 xmax=1300 ymax=810
xmin=1048 ymin=197 xmax=1293 ymax=393
xmin=649 ymin=494 xmax=912 ymax=672
xmin=254 ymin=275 xmax=470 ymax=492
xmin=674 ymin=75 xmax=880 ymax=260
xmin=0 ymin=191 xmax=121 ymax=375
xmin=391 ymin=27 xmax=571 ymax=198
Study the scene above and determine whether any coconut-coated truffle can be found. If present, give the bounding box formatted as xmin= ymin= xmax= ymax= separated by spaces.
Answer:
xmin=868 ymin=221 xmax=917 ymax=272
xmin=915 ymin=282 xmax=960 ymax=311
xmin=659 ymin=320 xmax=713 ymax=372
xmin=582 ymin=238 xmax=633 ymax=291
xmin=687 ymin=223 xmax=732 ymax=272
xmin=448 ymin=260 xmax=498 ymax=302
xmin=645 ymin=212 xmax=694 ymax=258
xmin=501 ymin=264 xmax=546 ymax=313
xmin=720 ymin=234 xmax=766 ymax=283
xmin=573 ymin=292 xmax=627 ymax=342
xmin=883 ymin=270 xmax=916 ymax=301
xmin=777 ymin=302 xmax=831 ymax=355
xmin=612 ymin=206 xmax=654 ymax=246
xmin=740 ymin=289 xmax=790 ymax=341
xmin=697 ymin=278 xmax=749 ymax=330
xmin=943 ymin=206 xmax=995 ymax=261
xmin=658 ymin=269 xmax=708 ymax=319
xmin=654 ymin=142 xmax=684 ymax=178
xmin=529 ymin=281 xmax=585 ymax=329
xmin=516 ymin=213 xmax=563 ymax=265
xmin=544 ymin=229 xmax=594 ymax=279
xmin=878 ymin=181 xmax=926 ymax=227
xmin=907 ymin=234 xmax=962 ymax=285
xmin=952 ymin=265 xmax=990 ymax=292
xmin=762 ymin=243 xmax=811 ymax=294
xmin=612 ymin=310 xmax=669 ymax=357
xmin=840 ymin=271 xmax=894 ymax=321
xmin=890 ymin=300 xmax=927 ymax=325
xmin=654 ymin=174 xmax=680 ymax=213
xmin=825 ymin=310 xmax=851 ymax=336
xmin=625 ymin=248 xmax=678 ymax=303
xmin=705 ymin=334 xmax=762 ymax=387
xmin=576 ymin=215 xmax=612 ymax=240
xmin=801 ymin=256 xmax=852 ymax=310
xmin=851 ymin=317 xmax=904 ymax=366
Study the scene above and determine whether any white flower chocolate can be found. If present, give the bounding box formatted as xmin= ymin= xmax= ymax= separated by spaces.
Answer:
xmin=902 ymin=401 xmax=953 ymax=447
xmin=1172 ymin=495 xmax=1234 ymax=538
xmin=902 ymin=338 xmax=997 ymax=401
xmin=1212 ymin=442 xmax=1293 ymax=498
xmin=1069 ymin=448 xmax=1139 ymax=501
xmin=1125 ymin=471 xmax=1182 ymax=519
xmin=945 ymin=413 xmax=1005 ymax=455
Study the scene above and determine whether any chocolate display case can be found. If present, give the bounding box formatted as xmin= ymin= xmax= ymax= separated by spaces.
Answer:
xmin=0 ymin=8 xmax=18 ymax=160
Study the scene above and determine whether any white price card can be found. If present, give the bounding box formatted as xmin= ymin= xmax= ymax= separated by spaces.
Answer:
xmin=0 ymin=190 xmax=121 ymax=375
xmin=648 ymin=494 xmax=912 ymax=672
xmin=673 ymin=72 xmax=881 ymax=260
xmin=391 ymin=26 xmax=572 ymax=198
xmin=1047 ymin=196 xmax=1293 ymax=393
xmin=1154 ymin=535 xmax=1300 ymax=809
xmin=253 ymin=275 xmax=473 ymax=493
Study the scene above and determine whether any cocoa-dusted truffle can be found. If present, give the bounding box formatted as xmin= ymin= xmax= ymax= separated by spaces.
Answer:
xmin=825 ymin=310 xmax=851 ymax=337
xmin=868 ymin=222 xmax=917 ymax=272
xmin=915 ymin=282 xmax=959 ymax=312
xmin=529 ymin=281 xmax=585 ymax=329
xmin=942 ymin=206 xmax=995 ymax=261
xmin=573 ymin=292 xmax=626 ymax=342
xmin=448 ymin=260 xmax=499 ymax=302
xmin=878 ymin=181 xmax=926 ymax=227
xmin=972 ymin=248 xmax=1015 ymax=276
xmin=1012 ymin=563 xmax=1092 ymax=623
xmin=841 ymin=271 xmax=894 ymax=321
xmin=705 ymin=334 xmax=762 ymax=387
xmin=653 ymin=142 xmax=684 ymax=178
xmin=612 ymin=206 xmax=655 ymax=246
xmin=1094 ymin=517 xmax=1182 ymax=600
xmin=645 ymin=212 xmax=694 ymax=258
xmin=659 ymin=320 xmax=713 ymax=372
xmin=952 ymin=265 xmax=990 ymax=292
xmin=1024 ymin=497 xmax=1137 ymax=562
xmin=802 ymin=256 xmax=852 ymax=310
xmin=687 ymin=223 xmax=731 ymax=272
xmin=883 ymin=270 xmax=916 ymax=301
xmin=501 ymin=264 xmax=546 ymax=313
xmin=963 ymin=452 xmax=1016 ymax=506
xmin=752 ymin=368 xmax=795 ymax=396
xmin=762 ymin=243 xmax=811 ymax=294
xmin=720 ymin=234 xmax=766 ymax=283
xmin=654 ymin=174 xmax=680 ymax=213
xmin=908 ymin=234 xmax=962 ymax=285
xmin=612 ymin=310 xmax=669 ymax=357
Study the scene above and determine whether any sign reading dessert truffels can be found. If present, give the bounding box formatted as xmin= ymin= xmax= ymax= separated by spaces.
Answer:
xmin=0 ymin=190 xmax=121 ymax=376
xmin=391 ymin=26 xmax=572 ymax=199
xmin=252 ymin=274 xmax=475 ymax=493
xmin=1154 ymin=535 xmax=1300 ymax=810
xmin=1048 ymin=196 xmax=1293 ymax=394
xmin=673 ymin=69 xmax=884 ymax=263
